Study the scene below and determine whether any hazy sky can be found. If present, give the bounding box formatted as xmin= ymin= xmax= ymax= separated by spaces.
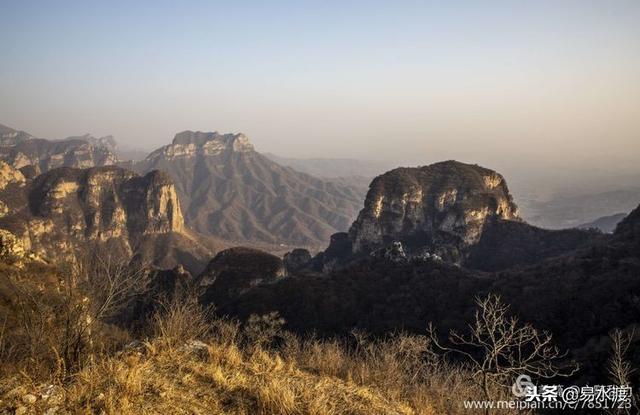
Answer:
xmin=1 ymin=1 xmax=639 ymax=172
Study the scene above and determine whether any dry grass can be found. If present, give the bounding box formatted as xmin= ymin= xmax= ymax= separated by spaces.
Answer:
xmin=0 ymin=264 xmax=523 ymax=414
xmin=0 ymin=302 xmax=523 ymax=415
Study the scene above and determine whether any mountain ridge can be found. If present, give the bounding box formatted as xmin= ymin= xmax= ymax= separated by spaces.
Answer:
xmin=133 ymin=130 xmax=365 ymax=249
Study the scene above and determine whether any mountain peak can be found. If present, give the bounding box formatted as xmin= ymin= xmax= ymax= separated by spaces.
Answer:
xmin=147 ymin=131 xmax=254 ymax=162
xmin=171 ymin=130 xmax=253 ymax=152
xmin=64 ymin=134 xmax=118 ymax=151
xmin=0 ymin=123 xmax=33 ymax=146
xmin=318 ymin=160 xmax=521 ymax=266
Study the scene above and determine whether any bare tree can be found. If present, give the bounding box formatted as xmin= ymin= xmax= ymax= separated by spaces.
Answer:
xmin=607 ymin=328 xmax=636 ymax=414
xmin=79 ymin=246 xmax=151 ymax=322
xmin=428 ymin=293 xmax=578 ymax=414
xmin=57 ymin=246 xmax=151 ymax=374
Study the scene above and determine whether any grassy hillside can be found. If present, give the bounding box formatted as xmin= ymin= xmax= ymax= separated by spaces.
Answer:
xmin=0 ymin=260 xmax=517 ymax=414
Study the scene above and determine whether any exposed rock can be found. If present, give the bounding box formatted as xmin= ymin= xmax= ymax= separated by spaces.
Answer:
xmin=0 ymin=161 xmax=26 ymax=190
xmin=0 ymin=229 xmax=28 ymax=264
xmin=0 ymin=123 xmax=33 ymax=147
xmin=348 ymin=161 xmax=519 ymax=264
xmin=27 ymin=167 xmax=184 ymax=239
xmin=0 ymin=165 xmax=213 ymax=272
xmin=146 ymin=131 xmax=253 ymax=161
xmin=370 ymin=241 xmax=407 ymax=263
xmin=182 ymin=340 xmax=210 ymax=360
xmin=21 ymin=394 xmax=37 ymax=405
xmin=0 ymin=124 xmax=117 ymax=173
xmin=314 ymin=160 xmax=599 ymax=271
xmin=133 ymin=130 xmax=363 ymax=248
xmin=283 ymin=248 xmax=312 ymax=274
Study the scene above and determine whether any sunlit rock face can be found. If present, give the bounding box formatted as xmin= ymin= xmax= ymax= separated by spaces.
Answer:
xmin=29 ymin=166 xmax=184 ymax=242
xmin=146 ymin=131 xmax=254 ymax=162
xmin=0 ymin=161 xmax=26 ymax=191
xmin=347 ymin=160 xmax=520 ymax=264
xmin=0 ymin=165 xmax=192 ymax=265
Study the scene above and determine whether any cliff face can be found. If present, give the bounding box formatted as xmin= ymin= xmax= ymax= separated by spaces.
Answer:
xmin=28 ymin=166 xmax=184 ymax=240
xmin=0 ymin=161 xmax=28 ymax=219
xmin=346 ymin=161 xmax=520 ymax=263
xmin=134 ymin=131 xmax=363 ymax=249
xmin=0 ymin=165 xmax=212 ymax=271
xmin=145 ymin=131 xmax=254 ymax=161
xmin=0 ymin=124 xmax=117 ymax=174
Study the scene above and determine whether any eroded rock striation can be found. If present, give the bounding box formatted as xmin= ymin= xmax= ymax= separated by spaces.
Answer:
xmin=0 ymin=165 xmax=212 ymax=272
xmin=314 ymin=160 xmax=603 ymax=271
xmin=317 ymin=161 xmax=520 ymax=266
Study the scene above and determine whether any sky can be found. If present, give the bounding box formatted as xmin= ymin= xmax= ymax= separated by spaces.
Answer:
xmin=1 ymin=0 xmax=639 ymax=175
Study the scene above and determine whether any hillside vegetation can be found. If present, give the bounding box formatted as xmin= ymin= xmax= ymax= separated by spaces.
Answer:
xmin=0 ymin=261 xmax=524 ymax=415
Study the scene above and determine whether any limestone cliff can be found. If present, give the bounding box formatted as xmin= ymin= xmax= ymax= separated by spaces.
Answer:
xmin=0 ymin=161 xmax=27 ymax=218
xmin=145 ymin=131 xmax=254 ymax=162
xmin=0 ymin=165 xmax=213 ymax=272
xmin=345 ymin=160 xmax=520 ymax=264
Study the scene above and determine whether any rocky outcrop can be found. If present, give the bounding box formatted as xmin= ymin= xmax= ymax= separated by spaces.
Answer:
xmin=348 ymin=161 xmax=519 ymax=260
xmin=134 ymin=131 xmax=363 ymax=249
xmin=198 ymin=247 xmax=285 ymax=306
xmin=27 ymin=166 xmax=184 ymax=240
xmin=314 ymin=160 xmax=605 ymax=271
xmin=314 ymin=161 xmax=520 ymax=267
xmin=0 ymin=124 xmax=117 ymax=174
xmin=0 ymin=161 xmax=26 ymax=190
xmin=145 ymin=131 xmax=253 ymax=162
xmin=0 ymin=123 xmax=33 ymax=147
xmin=0 ymin=161 xmax=27 ymax=218
xmin=0 ymin=165 xmax=213 ymax=272
xmin=0 ymin=229 xmax=28 ymax=264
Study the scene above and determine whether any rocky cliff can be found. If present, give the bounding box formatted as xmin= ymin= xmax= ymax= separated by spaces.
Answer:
xmin=312 ymin=160 xmax=601 ymax=271
xmin=0 ymin=164 xmax=213 ymax=272
xmin=134 ymin=131 xmax=363 ymax=249
xmin=345 ymin=161 xmax=519 ymax=263
xmin=0 ymin=124 xmax=118 ymax=174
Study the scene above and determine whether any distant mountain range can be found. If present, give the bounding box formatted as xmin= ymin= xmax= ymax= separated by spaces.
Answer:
xmin=0 ymin=123 xmax=117 ymax=175
xmin=523 ymin=188 xmax=640 ymax=229
xmin=578 ymin=212 xmax=627 ymax=233
xmin=0 ymin=124 xmax=370 ymax=251
xmin=132 ymin=131 xmax=365 ymax=249
xmin=263 ymin=153 xmax=393 ymax=179
xmin=2 ymin=121 xmax=638 ymax=255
